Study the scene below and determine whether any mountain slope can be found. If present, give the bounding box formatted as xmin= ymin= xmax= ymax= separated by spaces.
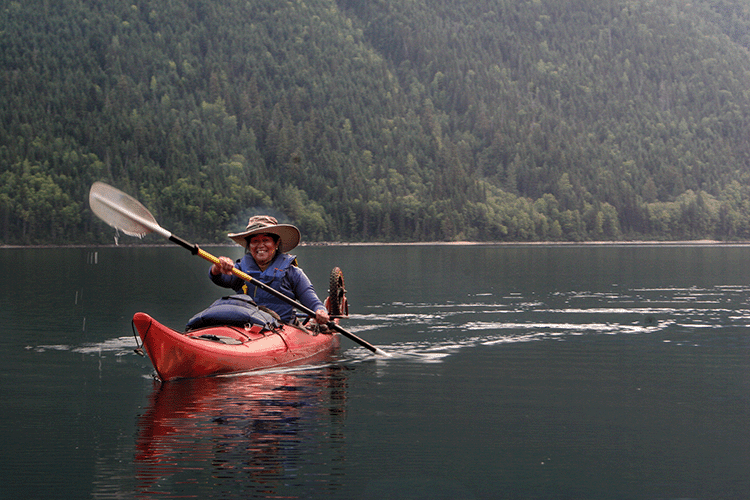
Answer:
xmin=2 ymin=0 xmax=750 ymax=244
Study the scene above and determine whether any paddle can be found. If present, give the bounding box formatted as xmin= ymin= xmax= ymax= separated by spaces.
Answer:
xmin=89 ymin=181 xmax=388 ymax=356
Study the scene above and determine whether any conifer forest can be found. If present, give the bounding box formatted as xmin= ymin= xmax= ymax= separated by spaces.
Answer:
xmin=3 ymin=0 xmax=750 ymax=245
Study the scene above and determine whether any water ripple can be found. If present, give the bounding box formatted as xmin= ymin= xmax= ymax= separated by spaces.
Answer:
xmin=27 ymin=284 xmax=750 ymax=371
xmin=337 ymin=284 xmax=750 ymax=363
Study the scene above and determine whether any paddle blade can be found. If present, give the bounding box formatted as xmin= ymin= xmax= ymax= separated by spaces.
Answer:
xmin=89 ymin=182 xmax=159 ymax=237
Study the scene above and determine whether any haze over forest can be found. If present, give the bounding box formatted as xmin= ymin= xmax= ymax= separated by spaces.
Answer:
xmin=3 ymin=0 xmax=750 ymax=245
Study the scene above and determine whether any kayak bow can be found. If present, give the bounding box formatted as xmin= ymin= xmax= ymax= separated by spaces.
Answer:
xmin=133 ymin=313 xmax=339 ymax=381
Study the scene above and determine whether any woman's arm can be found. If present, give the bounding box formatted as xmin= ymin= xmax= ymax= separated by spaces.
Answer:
xmin=289 ymin=267 xmax=330 ymax=325
xmin=209 ymin=256 xmax=243 ymax=290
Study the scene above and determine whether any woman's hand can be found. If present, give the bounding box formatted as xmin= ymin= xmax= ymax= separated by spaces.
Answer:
xmin=314 ymin=308 xmax=331 ymax=327
xmin=210 ymin=256 xmax=236 ymax=275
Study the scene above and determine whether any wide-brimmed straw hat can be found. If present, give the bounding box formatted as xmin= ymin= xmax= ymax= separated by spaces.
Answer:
xmin=228 ymin=215 xmax=301 ymax=253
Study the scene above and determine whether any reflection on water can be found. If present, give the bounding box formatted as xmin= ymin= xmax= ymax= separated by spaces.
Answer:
xmin=5 ymin=245 xmax=750 ymax=499
xmin=134 ymin=366 xmax=348 ymax=499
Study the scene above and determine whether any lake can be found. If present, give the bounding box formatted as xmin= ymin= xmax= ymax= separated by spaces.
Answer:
xmin=1 ymin=243 xmax=749 ymax=499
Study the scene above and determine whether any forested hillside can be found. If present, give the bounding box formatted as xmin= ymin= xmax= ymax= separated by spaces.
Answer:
xmin=3 ymin=0 xmax=750 ymax=245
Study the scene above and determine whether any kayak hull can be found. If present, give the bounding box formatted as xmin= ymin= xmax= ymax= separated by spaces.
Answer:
xmin=133 ymin=312 xmax=339 ymax=381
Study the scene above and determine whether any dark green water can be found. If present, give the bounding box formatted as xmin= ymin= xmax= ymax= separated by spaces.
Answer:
xmin=1 ymin=244 xmax=749 ymax=499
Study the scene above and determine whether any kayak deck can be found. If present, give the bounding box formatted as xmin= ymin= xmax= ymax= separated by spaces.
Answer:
xmin=133 ymin=312 xmax=339 ymax=381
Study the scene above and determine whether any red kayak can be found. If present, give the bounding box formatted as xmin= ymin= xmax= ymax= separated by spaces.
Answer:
xmin=132 ymin=313 xmax=339 ymax=381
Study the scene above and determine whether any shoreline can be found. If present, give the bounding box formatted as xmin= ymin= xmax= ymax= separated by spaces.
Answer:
xmin=3 ymin=239 xmax=750 ymax=249
xmin=307 ymin=239 xmax=750 ymax=247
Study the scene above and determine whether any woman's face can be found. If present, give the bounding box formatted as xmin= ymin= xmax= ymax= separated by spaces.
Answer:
xmin=248 ymin=233 xmax=278 ymax=268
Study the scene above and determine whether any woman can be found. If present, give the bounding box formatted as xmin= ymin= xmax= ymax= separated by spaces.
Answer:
xmin=210 ymin=215 xmax=331 ymax=326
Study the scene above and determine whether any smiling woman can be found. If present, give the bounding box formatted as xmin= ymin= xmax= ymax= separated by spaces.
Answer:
xmin=209 ymin=215 xmax=330 ymax=326
xmin=247 ymin=234 xmax=281 ymax=270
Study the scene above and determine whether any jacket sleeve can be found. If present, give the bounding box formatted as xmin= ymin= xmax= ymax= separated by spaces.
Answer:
xmin=288 ymin=267 xmax=325 ymax=313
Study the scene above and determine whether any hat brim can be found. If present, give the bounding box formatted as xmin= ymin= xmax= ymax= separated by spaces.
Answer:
xmin=228 ymin=224 xmax=300 ymax=253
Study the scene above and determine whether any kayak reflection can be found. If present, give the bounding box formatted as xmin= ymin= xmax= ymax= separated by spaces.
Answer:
xmin=135 ymin=366 xmax=348 ymax=498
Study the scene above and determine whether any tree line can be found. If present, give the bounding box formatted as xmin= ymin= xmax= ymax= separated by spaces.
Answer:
xmin=2 ymin=0 xmax=750 ymax=245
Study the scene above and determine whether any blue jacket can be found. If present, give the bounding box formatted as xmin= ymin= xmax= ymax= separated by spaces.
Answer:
xmin=209 ymin=253 xmax=325 ymax=323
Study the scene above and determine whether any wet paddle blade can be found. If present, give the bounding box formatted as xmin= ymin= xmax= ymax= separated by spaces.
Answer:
xmin=89 ymin=181 xmax=160 ymax=237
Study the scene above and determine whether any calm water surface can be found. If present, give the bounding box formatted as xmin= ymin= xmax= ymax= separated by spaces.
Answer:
xmin=1 ymin=244 xmax=749 ymax=499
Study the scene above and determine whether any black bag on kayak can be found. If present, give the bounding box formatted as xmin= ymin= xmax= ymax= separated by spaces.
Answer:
xmin=185 ymin=294 xmax=282 ymax=331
